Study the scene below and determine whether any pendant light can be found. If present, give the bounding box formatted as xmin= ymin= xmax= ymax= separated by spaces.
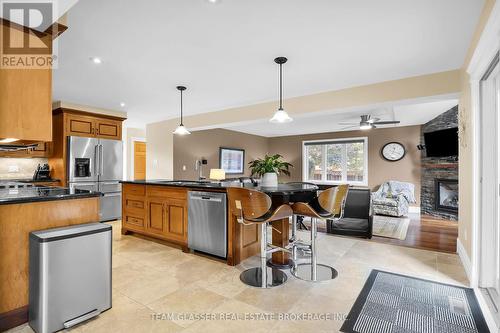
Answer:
xmin=173 ymin=86 xmax=191 ymax=135
xmin=270 ymin=57 xmax=293 ymax=123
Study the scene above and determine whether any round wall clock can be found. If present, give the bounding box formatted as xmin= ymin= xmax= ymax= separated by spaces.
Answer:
xmin=381 ymin=142 xmax=406 ymax=161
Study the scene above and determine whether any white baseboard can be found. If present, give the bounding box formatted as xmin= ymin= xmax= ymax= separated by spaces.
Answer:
xmin=457 ymin=238 xmax=472 ymax=284
xmin=408 ymin=206 xmax=420 ymax=214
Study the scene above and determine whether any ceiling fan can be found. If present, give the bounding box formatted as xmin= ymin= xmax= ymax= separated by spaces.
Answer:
xmin=338 ymin=115 xmax=400 ymax=130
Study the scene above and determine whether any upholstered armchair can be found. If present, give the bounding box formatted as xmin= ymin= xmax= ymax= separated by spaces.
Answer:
xmin=372 ymin=181 xmax=416 ymax=217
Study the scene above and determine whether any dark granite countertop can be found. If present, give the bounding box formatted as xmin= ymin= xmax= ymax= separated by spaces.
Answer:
xmin=0 ymin=178 xmax=60 ymax=183
xmin=121 ymin=179 xmax=319 ymax=194
xmin=0 ymin=187 xmax=102 ymax=205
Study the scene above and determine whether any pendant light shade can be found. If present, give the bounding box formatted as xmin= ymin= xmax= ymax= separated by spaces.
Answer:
xmin=270 ymin=57 xmax=293 ymax=123
xmin=173 ymin=86 xmax=191 ymax=135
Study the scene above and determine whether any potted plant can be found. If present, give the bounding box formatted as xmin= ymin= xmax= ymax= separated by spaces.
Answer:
xmin=248 ymin=154 xmax=293 ymax=186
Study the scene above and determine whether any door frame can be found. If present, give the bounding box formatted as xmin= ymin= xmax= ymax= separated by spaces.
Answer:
xmin=131 ymin=137 xmax=146 ymax=180
xmin=468 ymin=2 xmax=500 ymax=330
xmin=478 ymin=61 xmax=500 ymax=291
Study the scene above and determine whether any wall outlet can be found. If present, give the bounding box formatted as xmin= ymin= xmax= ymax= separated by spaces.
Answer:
xmin=8 ymin=165 xmax=19 ymax=173
xmin=182 ymin=165 xmax=186 ymax=171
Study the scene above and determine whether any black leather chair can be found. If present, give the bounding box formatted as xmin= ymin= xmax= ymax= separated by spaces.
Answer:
xmin=326 ymin=188 xmax=372 ymax=238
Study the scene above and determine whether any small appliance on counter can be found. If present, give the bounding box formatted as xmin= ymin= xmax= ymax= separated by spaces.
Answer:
xmin=33 ymin=164 xmax=51 ymax=181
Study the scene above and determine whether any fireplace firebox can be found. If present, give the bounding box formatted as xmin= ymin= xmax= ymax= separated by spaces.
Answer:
xmin=434 ymin=179 xmax=458 ymax=213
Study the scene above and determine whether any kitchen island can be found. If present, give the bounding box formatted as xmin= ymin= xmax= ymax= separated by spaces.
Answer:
xmin=0 ymin=185 xmax=101 ymax=331
xmin=121 ymin=180 xmax=318 ymax=266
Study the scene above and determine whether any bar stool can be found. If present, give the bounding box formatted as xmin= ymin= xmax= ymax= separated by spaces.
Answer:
xmin=227 ymin=187 xmax=294 ymax=288
xmin=290 ymin=184 xmax=349 ymax=282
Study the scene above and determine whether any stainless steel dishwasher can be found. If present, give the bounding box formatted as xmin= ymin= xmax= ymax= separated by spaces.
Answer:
xmin=188 ymin=191 xmax=227 ymax=258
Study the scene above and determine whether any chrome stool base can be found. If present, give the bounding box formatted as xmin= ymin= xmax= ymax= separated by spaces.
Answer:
xmin=291 ymin=263 xmax=338 ymax=282
xmin=267 ymin=258 xmax=294 ymax=269
xmin=240 ymin=267 xmax=288 ymax=288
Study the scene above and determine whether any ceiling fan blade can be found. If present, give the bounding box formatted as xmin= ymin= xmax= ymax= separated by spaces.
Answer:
xmin=338 ymin=122 xmax=359 ymax=125
xmin=373 ymin=121 xmax=400 ymax=125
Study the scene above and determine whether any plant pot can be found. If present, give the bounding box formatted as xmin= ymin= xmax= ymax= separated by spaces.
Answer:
xmin=261 ymin=172 xmax=278 ymax=187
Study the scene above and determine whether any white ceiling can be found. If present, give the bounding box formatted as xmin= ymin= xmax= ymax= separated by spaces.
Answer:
xmin=53 ymin=0 xmax=483 ymax=127
xmin=223 ymin=99 xmax=459 ymax=137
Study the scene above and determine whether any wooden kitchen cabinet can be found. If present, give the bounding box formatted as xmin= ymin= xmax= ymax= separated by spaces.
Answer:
xmin=121 ymin=182 xmax=261 ymax=266
xmin=0 ymin=20 xmax=54 ymax=144
xmin=146 ymin=197 xmax=168 ymax=236
xmin=145 ymin=194 xmax=188 ymax=243
xmin=122 ymin=184 xmax=188 ymax=246
xmin=48 ymin=108 xmax=126 ymax=185
xmin=62 ymin=111 xmax=123 ymax=140
xmin=164 ymin=199 xmax=188 ymax=243
xmin=95 ymin=118 xmax=122 ymax=140
xmin=65 ymin=113 xmax=96 ymax=137
xmin=122 ymin=186 xmax=146 ymax=232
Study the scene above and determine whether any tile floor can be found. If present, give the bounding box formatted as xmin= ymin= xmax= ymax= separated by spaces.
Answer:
xmin=9 ymin=220 xmax=468 ymax=333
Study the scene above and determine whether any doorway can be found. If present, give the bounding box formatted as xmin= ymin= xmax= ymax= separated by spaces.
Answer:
xmin=479 ymin=54 xmax=500 ymax=317
xmin=133 ymin=141 xmax=146 ymax=180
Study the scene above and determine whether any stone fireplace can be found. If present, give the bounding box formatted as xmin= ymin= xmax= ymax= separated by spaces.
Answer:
xmin=420 ymin=106 xmax=458 ymax=221
xmin=434 ymin=179 xmax=458 ymax=213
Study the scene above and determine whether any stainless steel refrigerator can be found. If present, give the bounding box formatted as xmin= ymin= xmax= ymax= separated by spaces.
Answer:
xmin=67 ymin=136 xmax=123 ymax=222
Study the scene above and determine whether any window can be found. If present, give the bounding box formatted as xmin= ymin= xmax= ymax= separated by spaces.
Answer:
xmin=302 ymin=137 xmax=368 ymax=185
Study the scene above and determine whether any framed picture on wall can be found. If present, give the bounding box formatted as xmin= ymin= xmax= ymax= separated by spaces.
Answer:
xmin=219 ymin=147 xmax=245 ymax=174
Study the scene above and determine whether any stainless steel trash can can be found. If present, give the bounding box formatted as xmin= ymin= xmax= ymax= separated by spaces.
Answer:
xmin=29 ymin=223 xmax=112 ymax=333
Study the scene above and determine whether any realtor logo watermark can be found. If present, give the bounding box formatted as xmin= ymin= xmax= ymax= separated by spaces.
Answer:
xmin=1 ymin=0 xmax=58 ymax=68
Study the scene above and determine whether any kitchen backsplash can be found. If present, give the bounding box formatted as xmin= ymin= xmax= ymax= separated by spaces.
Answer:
xmin=0 ymin=158 xmax=48 ymax=179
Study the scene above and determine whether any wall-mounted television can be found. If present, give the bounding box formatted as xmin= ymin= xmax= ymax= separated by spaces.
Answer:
xmin=423 ymin=127 xmax=459 ymax=158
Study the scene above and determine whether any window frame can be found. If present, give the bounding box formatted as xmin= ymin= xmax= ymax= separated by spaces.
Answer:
xmin=301 ymin=137 xmax=368 ymax=186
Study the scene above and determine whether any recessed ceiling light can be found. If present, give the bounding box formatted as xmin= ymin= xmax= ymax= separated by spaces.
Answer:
xmin=207 ymin=0 xmax=219 ymax=3
xmin=90 ymin=57 xmax=102 ymax=64
xmin=120 ymin=102 xmax=126 ymax=107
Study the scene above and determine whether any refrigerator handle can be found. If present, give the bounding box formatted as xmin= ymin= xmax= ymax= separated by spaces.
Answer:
xmin=94 ymin=144 xmax=100 ymax=177
xmin=100 ymin=144 xmax=104 ymax=176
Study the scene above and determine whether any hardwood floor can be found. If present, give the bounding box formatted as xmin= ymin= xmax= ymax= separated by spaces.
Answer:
xmin=370 ymin=214 xmax=458 ymax=253
xmin=302 ymin=214 xmax=458 ymax=253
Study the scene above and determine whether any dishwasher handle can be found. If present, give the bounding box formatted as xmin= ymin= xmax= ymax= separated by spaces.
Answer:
xmin=190 ymin=195 xmax=223 ymax=202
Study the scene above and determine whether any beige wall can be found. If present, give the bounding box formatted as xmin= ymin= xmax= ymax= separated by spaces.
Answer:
xmin=0 ymin=157 xmax=47 ymax=179
xmin=458 ymin=0 xmax=496 ymax=259
xmin=173 ymin=128 xmax=269 ymax=180
xmin=268 ymin=126 xmax=422 ymax=205
xmin=147 ymin=120 xmax=176 ymax=179
xmin=147 ymin=71 xmax=461 ymax=180
xmin=170 ymin=126 xmax=422 ymax=205
xmin=125 ymin=127 xmax=146 ymax=180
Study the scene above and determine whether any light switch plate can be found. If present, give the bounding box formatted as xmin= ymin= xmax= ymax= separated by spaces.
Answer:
xmin=182 ymin=165 xmax=186 ymax=171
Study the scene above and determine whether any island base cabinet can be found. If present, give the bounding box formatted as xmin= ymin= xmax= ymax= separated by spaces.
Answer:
xmin=121 ymin=183 xmax=261 ymax=266
xmin=122 ymin=184 xmax=188 ymax=247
